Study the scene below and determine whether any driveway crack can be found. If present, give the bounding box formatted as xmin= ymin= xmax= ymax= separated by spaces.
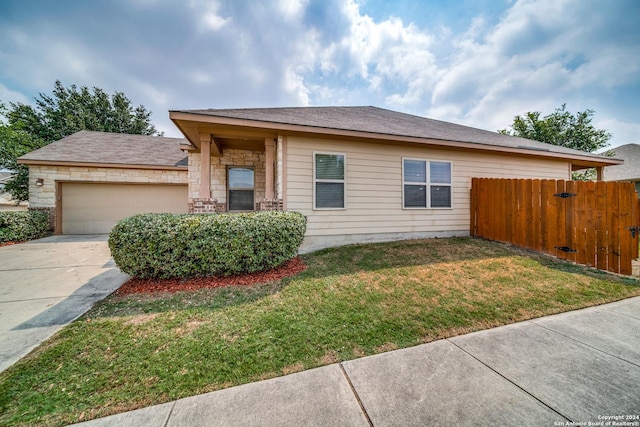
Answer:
xmin=163 ymin=401 xmax=177 ymax=427
xmin=529 ymin=320 xmax=640 ymax=368
xmin=447 ymin=338 xmax=572 ymax=423
xmin=339 ymin=363 xmax=374 ymax=426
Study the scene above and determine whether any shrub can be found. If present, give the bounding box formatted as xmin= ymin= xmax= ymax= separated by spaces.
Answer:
xmin=0 ymin=211 xmax=49 ymax=243
xmin=108 ymin=211 xmax=307 ymax=279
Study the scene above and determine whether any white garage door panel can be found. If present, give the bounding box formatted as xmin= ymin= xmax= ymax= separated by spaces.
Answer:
xmin=62 ymin=183 xmax=188 ymax=234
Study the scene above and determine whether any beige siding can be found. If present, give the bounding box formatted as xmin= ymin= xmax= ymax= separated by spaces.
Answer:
xmin=286 ymin=137 xmax=570 ymax=248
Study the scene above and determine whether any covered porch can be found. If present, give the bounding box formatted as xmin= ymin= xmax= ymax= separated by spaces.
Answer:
xmin=170 ymin=111 xmax=285 ymax=214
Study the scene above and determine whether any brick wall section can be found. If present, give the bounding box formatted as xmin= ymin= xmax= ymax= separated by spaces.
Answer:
xmin=28 ymin=165 xmax=188 ymax=208
xmin=188 ymin=198 xmax=226 ymax=213
xmin=257 ymin=199 xmax=283 ymax=211
xmin=188 ymin=198 xmax=282 ymax=213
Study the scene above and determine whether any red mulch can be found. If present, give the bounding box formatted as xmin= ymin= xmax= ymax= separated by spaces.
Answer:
xmin=0 ymin=241 xmax=23 ymax=247
xmin=116 ymin=256 xmax=307 ymax=295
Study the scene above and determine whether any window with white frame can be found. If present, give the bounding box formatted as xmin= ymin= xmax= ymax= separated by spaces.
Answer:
xmin=314 ymin=153 xmax=345 ymax=209
xmin=402 ymin=159 xmax=452 ymax=208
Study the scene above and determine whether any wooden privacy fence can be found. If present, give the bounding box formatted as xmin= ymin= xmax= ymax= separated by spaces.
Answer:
xmin=470 ymin=178 xmax=640 ymax=275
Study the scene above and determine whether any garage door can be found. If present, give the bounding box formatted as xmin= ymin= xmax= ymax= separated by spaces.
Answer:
xmin=61 ymin=183 xmax=188 ymax=234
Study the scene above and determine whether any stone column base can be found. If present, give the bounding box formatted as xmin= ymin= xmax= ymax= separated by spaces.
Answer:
xmin=188 ymin=198 xmax=225 ymax=213
xmin=257 ymin=199 xmax=284 ymax=211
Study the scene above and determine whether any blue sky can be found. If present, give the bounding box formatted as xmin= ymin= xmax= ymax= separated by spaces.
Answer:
xmin=0 ymin=0 xmax=639 ymax=149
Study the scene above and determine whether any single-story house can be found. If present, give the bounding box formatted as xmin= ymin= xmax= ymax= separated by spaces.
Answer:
xmin=603 ymin=143 xmax=640 ymax=197
xmin=20 ymin=106 xmax=622 ymax=252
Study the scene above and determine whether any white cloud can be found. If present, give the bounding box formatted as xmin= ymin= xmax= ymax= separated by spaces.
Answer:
xmin=136 ymin=82 xmax=169 ymax=108
xmin=597 ymin=118 xmax=640 ymax=148
xmin=277 ymin=0 xmax=308 ymax=20
xmin=0 ymin=27 xmax=110 ymax=92
xmin=189 ymin=0 xmax=230 ymax=31
xmin=297 ymin=0 xmax=439 ymax=108
xmin=283 ymin=67 xmax=311 ymax=106
xmin=0 ymin=0 xmax=638 ymax=144
xmin=190 ymin=70 xmax=213 ymax=85
xmin=425 ymin=0 xmax=640 ymax=136
xmin=202 ymin=13 xmax=229 ymax=31
xmin=0 ymin=83 xmax=30 ymax=105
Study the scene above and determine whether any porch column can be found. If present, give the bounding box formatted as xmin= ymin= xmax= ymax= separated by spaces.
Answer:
xmin=265 ymin=137 xmax=275 ymax=200
xmin=596 ymin=166 xmax=604 ymax=182
xmin=200 ymin=133 xmax=211 ymax=198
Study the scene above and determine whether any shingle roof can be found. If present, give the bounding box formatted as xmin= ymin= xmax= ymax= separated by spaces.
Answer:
xmin=172 ymin=106 xmax=614 ymax=161
xmin=603 ymin=143 xmax=640 ymax=181
xmin=18 ymin=130 xmax=188 ymax=168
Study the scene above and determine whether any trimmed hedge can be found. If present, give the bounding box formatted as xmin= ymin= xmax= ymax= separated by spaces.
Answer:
xmin=108 ymin=211 xmax=307 ymax=279
xmin=0 ymin=211 xmax=49 ymax=243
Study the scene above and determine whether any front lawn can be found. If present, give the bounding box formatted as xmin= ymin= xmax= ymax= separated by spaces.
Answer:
xmin=1 ymin=237 xmax=639 ymax=426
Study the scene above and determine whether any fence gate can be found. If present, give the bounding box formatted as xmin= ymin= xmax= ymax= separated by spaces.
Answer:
xmin=470 ymin=178 xmax=640 ymax=275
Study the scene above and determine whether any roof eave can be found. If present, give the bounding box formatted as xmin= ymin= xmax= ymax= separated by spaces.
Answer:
xmin=169 ymin=111 xmax=622 ymax=168
xmin=17 ymin=159 xmax=188 ymax=171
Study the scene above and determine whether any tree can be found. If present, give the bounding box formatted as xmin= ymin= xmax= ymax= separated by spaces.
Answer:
xmin=0 ymin=121 xmax=46 ymax=202
xmin=0 ymin=81 xmax=159 ymax=201
xmin=499 ymin=104 xmax=612 ymax=180
xmin=6 ymin=80 xmax=158 ymax=140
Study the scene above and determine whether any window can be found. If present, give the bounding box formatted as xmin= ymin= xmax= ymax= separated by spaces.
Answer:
xmin=402 ymin=159 xmax=452 ymax=208
xmin=314 ymin=153 xmax=345 ymax=209
xmin=228 ymin=167 xmax=254 ymax=211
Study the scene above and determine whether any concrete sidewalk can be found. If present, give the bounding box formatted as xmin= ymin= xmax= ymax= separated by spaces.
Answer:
xmin=0 ymin=235 xmax=128 ymax=373
xmin=73 ymin=296 xmax=640 ymax=427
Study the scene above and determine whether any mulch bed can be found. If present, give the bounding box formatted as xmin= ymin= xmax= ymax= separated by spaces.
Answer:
xmin=0 ymin=241 xmax=23 ymax=248
xmin=116 ymin=256 xmax=307 ymax=295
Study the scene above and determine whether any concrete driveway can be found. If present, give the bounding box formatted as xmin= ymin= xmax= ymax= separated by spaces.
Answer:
xmin=0 ymin=235 xmax=128 ymax=373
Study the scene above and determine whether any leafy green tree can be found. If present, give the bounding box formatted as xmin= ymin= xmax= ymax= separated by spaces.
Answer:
xmin=1 ymin=81 xmax=159 ymax=201
xmin=0 ymin=121 xmax=46 ymax=202
xmin=500 ymin=104 xmax=612 ymax=180
xmin=6 ymin=80 xmax=158 ymax=140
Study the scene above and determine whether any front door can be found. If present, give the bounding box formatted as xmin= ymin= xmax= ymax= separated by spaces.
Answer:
xmin=228 ymin=167 xmax=255 ymax=211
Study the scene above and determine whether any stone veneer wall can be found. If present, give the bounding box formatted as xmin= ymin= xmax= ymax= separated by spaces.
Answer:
xmin=28 ymin=165 xmax=188 ymax=208
xmin=188 ymin=149 xmax=266 ymax=206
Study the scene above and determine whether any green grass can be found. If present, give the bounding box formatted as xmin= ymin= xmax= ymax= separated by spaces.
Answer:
xmin=1 ymin=237 xmax=639 ymax=426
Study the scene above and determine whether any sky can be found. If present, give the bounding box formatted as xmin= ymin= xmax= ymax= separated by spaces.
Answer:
xmin=0 ymin=0 xmax=639 ymax=149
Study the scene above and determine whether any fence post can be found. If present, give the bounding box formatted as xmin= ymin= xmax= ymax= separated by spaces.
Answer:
xmin=619 ymin=182 xmax=634 ymax=275
xmin=582 ymin=181 xmax=596 ymax=267
xmin=606 ymin=182 xmax=620 ymax=273
xmin=470 ymin=178 xmax=478 ymax=236
xmin=595 ymin=182 xmax=608 ymax=271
